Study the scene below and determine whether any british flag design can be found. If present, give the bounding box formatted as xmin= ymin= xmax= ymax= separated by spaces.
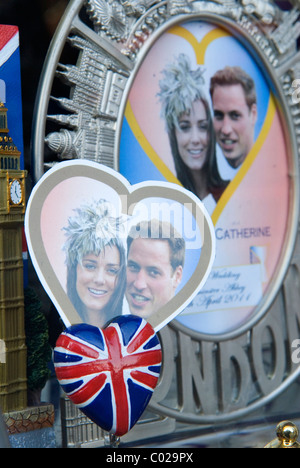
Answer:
xmin=54 ymin=315 xmax=162 ymax=436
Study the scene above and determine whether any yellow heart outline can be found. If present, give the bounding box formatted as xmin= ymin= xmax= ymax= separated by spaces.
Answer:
xmin=124 ymin=24 xmax=275 ymax=226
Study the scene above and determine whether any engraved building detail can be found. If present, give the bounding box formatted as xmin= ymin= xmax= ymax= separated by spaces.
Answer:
xmin=46 ymin=34 xmax=129 ymax=166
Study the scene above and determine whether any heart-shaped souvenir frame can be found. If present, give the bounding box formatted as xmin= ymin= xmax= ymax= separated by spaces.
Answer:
xmin=25 ymin=160 xmax=215 ymax=331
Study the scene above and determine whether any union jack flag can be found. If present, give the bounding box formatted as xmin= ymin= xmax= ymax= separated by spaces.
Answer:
xmin=54 ymin=315 xmax=162 ymax=436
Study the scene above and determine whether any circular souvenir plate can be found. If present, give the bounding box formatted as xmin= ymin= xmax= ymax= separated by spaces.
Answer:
xmin=32 ymin=0 xmax=300 ymax=424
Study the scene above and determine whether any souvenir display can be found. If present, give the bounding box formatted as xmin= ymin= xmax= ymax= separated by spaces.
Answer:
xmin=25 ymin=159 xmax=215 ymax=436
xmin=25 ymin=160 xmax=215 ymax=332
xmin=0 ymin=25 xmax=27 ymax=413
xmin=28 ymin=0 xmax=300 ymax=446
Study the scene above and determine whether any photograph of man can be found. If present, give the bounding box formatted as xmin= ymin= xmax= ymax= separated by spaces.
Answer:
xmin=126 ymin=219 xmax=185 ymax=319
xmin=210 ymin=66 xmax=257 ymax=169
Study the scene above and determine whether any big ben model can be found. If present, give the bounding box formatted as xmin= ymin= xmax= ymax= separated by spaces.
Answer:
xmin=0 ymin=101 xmax=27 ymax=412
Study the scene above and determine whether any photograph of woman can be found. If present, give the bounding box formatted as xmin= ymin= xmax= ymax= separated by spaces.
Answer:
xmin=62 ymin=199 xmax=127 ymax=328
xmin=157 ymin=53 xmax=229 ymax=214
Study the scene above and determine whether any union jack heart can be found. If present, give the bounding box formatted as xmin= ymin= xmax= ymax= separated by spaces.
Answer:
xmin=53 ymin=315 xmax=162 ymax=436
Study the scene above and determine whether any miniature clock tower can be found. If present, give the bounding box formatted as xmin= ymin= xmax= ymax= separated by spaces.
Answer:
xmin=0 ymin=101 xmax=27 ymax=412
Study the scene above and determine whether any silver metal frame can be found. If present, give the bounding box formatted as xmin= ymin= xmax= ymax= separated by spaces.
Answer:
xmin=32 ymin=0 xmax=300 ymax=435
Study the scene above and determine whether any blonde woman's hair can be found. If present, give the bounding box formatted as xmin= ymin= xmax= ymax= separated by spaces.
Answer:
xmin=63 ymin=199 xmax=127 ymax=321
xmin=157 ymin=53 xmax=206 ymax=132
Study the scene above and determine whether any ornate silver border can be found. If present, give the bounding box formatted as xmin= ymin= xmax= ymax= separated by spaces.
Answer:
xmin=32 ymin=0 xmax=300 ymax=426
